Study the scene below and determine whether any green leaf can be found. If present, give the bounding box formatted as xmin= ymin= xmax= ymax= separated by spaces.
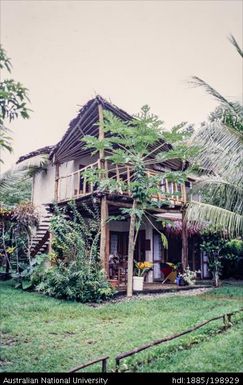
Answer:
xmin=161 ymin=233 xmax=168 ymax=249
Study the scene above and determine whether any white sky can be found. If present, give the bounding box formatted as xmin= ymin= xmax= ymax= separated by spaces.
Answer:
xmin=0 ymin=0 xmax=242 ymax=171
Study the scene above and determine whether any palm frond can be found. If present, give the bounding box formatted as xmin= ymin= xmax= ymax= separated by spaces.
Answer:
xmin=189 ymin=77 xmax=242 ymax=121
xmin=190 ymin=76 xmax=232 ymax=108
xmin=192 ymin=176 xmax=243 ymax=215
xmin=191 ymin=121 xmax=243 ymax=183
xmin=0 ymin=168 xmax=27 ymax=191
xmin=15 ymin=154 xmax=49 ymax=177
xmin=228 ymin=34 xmax=243 ymax=58
xmin=186 ymin=201 xmax=243 ymax=237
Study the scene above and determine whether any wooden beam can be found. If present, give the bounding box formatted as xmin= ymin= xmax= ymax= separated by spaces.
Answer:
xmin=106 ymin=199 xmax=177 ymax=214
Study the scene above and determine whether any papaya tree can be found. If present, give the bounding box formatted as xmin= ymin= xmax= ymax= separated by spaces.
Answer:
xmin=83 ymin=106 xmax=196 ymax=296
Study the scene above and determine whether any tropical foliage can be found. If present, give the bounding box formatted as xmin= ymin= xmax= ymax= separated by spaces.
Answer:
xmin=16 ymin=202 xmax=114 ymax=302
xmin=0 ymin=174 xmax=31 ymax=206
xmin=83 ymin=105 xmax=196 ymax=296
xmin=0 ymin=202 xmax=39 ymax=274
xmin=0 ymin=45 xmax=31 ymax=163
xmin=187 ymin=35 xmax=243 ymax=236
xmin=200 ymin=228 xmax=242 ymax=286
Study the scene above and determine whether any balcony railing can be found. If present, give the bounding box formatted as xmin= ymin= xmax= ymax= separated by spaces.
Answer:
xmin=56 ymin=161 xmax=187 ymax=204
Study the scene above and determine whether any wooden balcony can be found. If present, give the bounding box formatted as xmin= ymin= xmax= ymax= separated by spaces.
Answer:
xmin=56 ymin=160 xmax=186 ymax=205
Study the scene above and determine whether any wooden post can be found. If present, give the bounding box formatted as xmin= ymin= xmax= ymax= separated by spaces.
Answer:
xmin=174 ymin=183 xmax=179 ymax=203
xmin=192 ymin=238 xmax=196 ymax=271
xmin=116 ymin=164 xmax=120 ymax=181
xmin=100 ymin=196 xmax=109 ymax=275
xmin=98 ymin=103 xmax=110 ymax=276
xmin=98 ymin=104 xmax=105 ymax=159
xmin=127 ymin=200 xmax=137 ymax=297
xmin=182 ymin=183 xmax=187 ymax=204
xmin=127 ymin=166 xmax=131 ymax=194
xmin=165 ymin=178 xmax=169 ymax=194
xmin=54 ymin=162 xmax=60 ymax=202
xmin=181 ymin=208 xmax=188 ymax=271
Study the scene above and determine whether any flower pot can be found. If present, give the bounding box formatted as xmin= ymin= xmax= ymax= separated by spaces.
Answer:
xmin=108 ymin=279 xmax=119 ymax=289
xmin=133 ymin=276 xmax=144 ymax=291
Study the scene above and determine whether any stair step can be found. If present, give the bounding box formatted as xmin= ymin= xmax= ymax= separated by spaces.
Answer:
xmin=35 ymin=230 xmax=49 ymax=235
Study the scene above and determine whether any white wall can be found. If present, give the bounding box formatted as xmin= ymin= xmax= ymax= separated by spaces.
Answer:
xmin=57 ymin=154 xmax=98 ymax=201
xmin=32 ymin=163 xmax=55 ymax=206
xmin=144 ymin=219 xmax=153 ymax=283
xmin=32 ymin=153 xmax=98 ymax=205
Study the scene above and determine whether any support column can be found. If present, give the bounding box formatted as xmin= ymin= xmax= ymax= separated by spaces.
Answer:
xmin=98 ymin=103 xmax=109 ymax=277
xmin=181 ymin=208 xmax=188 ymax=271
xmin=100 ymin=196 xmax=109 ymax=275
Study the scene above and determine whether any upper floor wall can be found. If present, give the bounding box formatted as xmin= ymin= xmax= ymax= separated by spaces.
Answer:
xmin=32 ymin=153 xmax=97 ymax=206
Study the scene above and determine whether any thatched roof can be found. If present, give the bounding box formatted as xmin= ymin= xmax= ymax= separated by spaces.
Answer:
xmin=18 ymin=95 xmax=184 ymax=170
xmin=49 ymin=95 xmax=132 ymax=163
xmin=164 ymin=221 xmax=204 ymax=237
xmin=155 ymin=212 xmax=204 ymax=236
xmin=16 ymin=145 xmax=53 ymax=164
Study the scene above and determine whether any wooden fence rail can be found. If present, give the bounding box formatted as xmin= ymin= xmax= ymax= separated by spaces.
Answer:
xmin=115 ymin=308 xmax=243 ymax=371
xmin=67 ymin=308 xmax=242 ymax=373
xmin=68 ymin=355 xmax=109 ymax=373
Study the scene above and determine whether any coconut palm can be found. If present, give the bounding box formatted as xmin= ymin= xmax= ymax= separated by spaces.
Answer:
xmin=0 ymin=155 xmax=49 ymax=198
xmin=186 ymin=35 xmax=243 ymax=236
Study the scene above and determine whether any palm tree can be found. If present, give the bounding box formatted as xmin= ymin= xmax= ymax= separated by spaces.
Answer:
xmin=0 ymin=155 xmax=49 ymax=197
xmin=186 ymin=35 xmax=243 ymax=236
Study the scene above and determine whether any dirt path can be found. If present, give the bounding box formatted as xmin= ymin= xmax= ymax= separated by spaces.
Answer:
xmin=90 ymin=287 xmax=213 ymax=307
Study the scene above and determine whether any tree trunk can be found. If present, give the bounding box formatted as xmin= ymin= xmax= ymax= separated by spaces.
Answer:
xmin=214 ymin=270 xmax=219 ymax=287
xmin=181 ymin=208 xmax=188 ymax=271
xmin=127 ymin=200 xmax=137 ymax=297
xmin=214 ymin=260 xmax=220 ymax=287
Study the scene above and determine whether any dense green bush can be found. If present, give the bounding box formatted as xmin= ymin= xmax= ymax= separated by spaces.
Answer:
xmin=36 ymin=261 xmax=113 ymax=302
xmin=27 ymin=202 xmax=114 ymax=302
xmin=201 ymin=229 xmax=243 ymax=284
xmin=14 ymin=253 xmax=50 ymax=290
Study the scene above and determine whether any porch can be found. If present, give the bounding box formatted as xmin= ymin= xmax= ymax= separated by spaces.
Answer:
xmin=56 ymin=160 xmax=187 ymax=205
xmin=107 ymin=216 xmax=205 ymax=287
xmin=115 ymin=281 xmax=212 ymax=295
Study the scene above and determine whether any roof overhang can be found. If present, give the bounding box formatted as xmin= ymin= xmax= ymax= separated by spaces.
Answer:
xmin=154 ymin=212 xmax=182 ymax=221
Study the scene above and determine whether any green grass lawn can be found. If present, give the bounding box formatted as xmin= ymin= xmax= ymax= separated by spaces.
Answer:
xmin=0 ymin=281 xmax=242 ymax=373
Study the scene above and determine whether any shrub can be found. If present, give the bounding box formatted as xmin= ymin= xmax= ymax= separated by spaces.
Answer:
xmin=14 ymin=253 xmax=50 ymax=290
xmin=180 ymin=266 xmax=199 ymax=286
xmin=36 ymin=261 xmax=114 ymax=302
xmin=27 ymin=202 xmax=114 ymax=302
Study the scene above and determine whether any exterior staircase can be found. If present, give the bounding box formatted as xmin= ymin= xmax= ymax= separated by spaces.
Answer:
xmin=30 ymin=205 xmax=52 ymax=257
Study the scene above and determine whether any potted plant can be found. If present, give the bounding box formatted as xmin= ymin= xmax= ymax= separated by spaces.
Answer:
xmin=178 ymin=266 xmax=200 ymax=286
xmin=133 ymin=261 xmax=153 ymax=291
